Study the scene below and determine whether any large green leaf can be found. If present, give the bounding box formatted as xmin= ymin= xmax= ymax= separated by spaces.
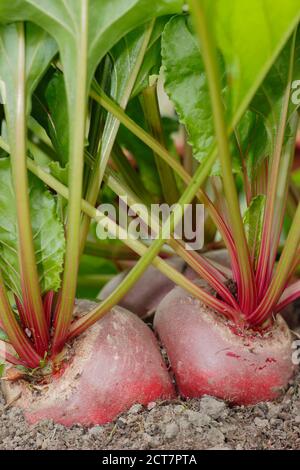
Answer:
xmin=235 ymin=30 xmax=300 ymax=181
xmin=162 ymin=2 xmax=300 ymax=167
xmin=213 ymin=0 xmax=300 ymax=120
xmin=162 ymin=16 xmax=223 ymax=164
xmin=0 ymin=158 xmax=65 ymax=298
xmin=0 ymin=0 xmax=184 ymax=109
xmin=0 ymin=22 xmax=57 ymax=128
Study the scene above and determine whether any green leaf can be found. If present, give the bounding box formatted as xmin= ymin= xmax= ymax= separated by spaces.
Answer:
xmin=292 ymin=168 xmax=300 ymax=188
xmin=117 ymin=98 xmax=162 ymax=198
xmin=77 ymin=254 xmax=118 ymax=300
xmin=235 ymin=30 xmax=300 ymax=181
xmin=0 ymin=158 xmax=65 ymax=297
xmin=243 ymin=195 xmax=266 ymax=264
xmin=162 ymin=16 xmax=220 ymax=164
xmin=234 ymin=110 xmax=269 ymax=182
xmin=44 ymin=72 xmax=69 ymax=166
xmin=49 ymin=161 xmax=69 ymax=186
xmin=162 ymin=2 xmax=300 ymax=169
xmin=132 ymin=17 xmax=169 ymax=98
xmin=0 ymin=0 xmax=184 ymax=106
xmin=213 ymin=0 xmax=300 ymax=120
xmin=0 ymin=22 xmax=57 ymax=126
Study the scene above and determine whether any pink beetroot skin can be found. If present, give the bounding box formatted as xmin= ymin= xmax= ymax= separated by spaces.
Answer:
xmin=2 ymin=304 xmax=174 ymax=427
xmin=154 ymin=286 xmax=295 ymax=405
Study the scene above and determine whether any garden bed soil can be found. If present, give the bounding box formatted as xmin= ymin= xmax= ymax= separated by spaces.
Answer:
xmin=0 ymin=372 xmax=300 ymax=450
xmin=0 ymin=299 xmax=299 ymax=450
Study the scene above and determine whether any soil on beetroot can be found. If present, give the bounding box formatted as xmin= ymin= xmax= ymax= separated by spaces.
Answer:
xmin=0 ymin=299 xmax=299 ymax=450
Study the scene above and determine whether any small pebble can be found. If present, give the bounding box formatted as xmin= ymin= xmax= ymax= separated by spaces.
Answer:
xmin=165 ymin=422 xmax=179 ymax=440
xmin=200 ymin=396 xmax=227 ymax=419
xmin=147 ymin=402 xmax=156 ymax=411
xmin=128 ymin=404 xmax=143 ymax=414
xmin=254 ymin=418 xmax=269 ymax=428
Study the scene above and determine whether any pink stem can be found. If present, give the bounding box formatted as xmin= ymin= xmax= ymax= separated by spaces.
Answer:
xmin=43 ymin=291 xmax=55 ymax=328
xmin=0 ymin=342 xmax=24 ymax=366
xmin=275 ymin=280 xmax=300 ymax=312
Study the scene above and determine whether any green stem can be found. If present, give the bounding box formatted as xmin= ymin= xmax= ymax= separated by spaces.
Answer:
xmin=24 ymin=155 xmax=239 ymax=336
xmin=79 ymin=21 xmax=155 ymax=256
xmin=105 ymin=170 xmax=239 ymax=309
xmin=111 ymin=145 xmax=152 ymax=204
xmin=256 ymin=32 xmax=298 ymax=296
xmin=0 ymin=138 xmax=238 ymax=331
xmin=77 ymin=274 xmax=114 ymax=288
xmin=52 ymin=1 xmax=88 ymax=353
xmin=8 ymin=24 xmax=48 ymax=354
xmin=188 ymin=0 xmax=255 ymax=314
xmin=90 ymin=86 xmax=237 ymax=261
xmin=84 ymin=240 xmax=139 ymax=260
xmin=142 ymin=82 xmax=179 ymax=204
xmin=69 ymin=148 xmax=235 ymax=337
xmin=250 ymin=201 xmax=300 ymax=324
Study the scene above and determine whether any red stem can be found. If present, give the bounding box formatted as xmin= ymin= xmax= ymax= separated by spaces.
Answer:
xmin=0 ymin=343 xmax=25 ymax=367
xmin=275 ymin=280 xmax=300 ymax=312
xmin=43 ymin=291 xmax=55 ymax=328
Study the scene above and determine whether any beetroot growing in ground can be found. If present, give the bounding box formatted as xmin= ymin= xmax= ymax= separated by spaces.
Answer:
xmin=3 ymin=304 xmax=174 ymax=426
xmin=0 ymin=1 xmax=300 ymax=434
xmin=154 ymin=286 xmax=295 ymax=405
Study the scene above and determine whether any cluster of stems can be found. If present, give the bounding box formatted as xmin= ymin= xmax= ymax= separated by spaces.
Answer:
xmin=0 ymin=3 xmax=299 ymax=370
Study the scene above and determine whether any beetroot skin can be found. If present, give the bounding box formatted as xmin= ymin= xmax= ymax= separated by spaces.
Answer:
xmin=2 ymin=304 xmax=174 ymax=427
xmin=154 ymin=286 xmax=295 ymax=405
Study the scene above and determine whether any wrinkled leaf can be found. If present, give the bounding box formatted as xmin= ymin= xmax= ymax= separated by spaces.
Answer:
xmin=49 ymin=161 xmax=69 ymax=186
xmin=0 ymin=158 xmax=65 ymax=297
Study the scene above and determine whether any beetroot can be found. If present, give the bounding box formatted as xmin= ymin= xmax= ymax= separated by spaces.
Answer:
xmin=154 ymin=285 xmax=295 ymax=405
xmin=2 ymin=303 xmax=174 ymax=426
xmin=99 ymin=257 xmax=185 ymax=318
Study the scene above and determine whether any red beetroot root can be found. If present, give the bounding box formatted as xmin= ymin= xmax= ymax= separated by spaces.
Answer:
xmin=2 ymin=303 xmax=175 ymax=427
xmin=154 ymin=286 xmax=295 ymax=405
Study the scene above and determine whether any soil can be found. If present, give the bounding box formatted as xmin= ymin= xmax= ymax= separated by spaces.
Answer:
xmin=0 ymin=299 xmax=299 ymax=450
xmin=0 ymin=373 xmax=300 ymax=450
